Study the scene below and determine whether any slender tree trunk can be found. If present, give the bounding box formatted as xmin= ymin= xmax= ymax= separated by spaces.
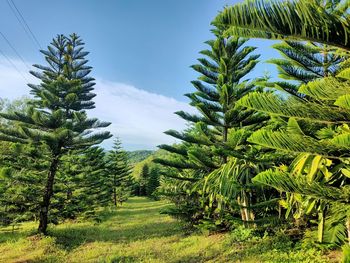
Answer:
xmin=242 ymin=193 xmax=249 ymax=223
xmin=113 ymin=175 xmax=117 ymax=206
xmin=278 ymin=204 xmax=282 ymax=219
xmin=318 ymin=210 xmax=325 ymax=243
xmin=239 ymin=191 xmax=255 ymax=228
xmin=223 ymin=126 xmax=228 ymax=142
xmin=238 ymin=194 xmax=248 ymax=227
xmin=38 ymin=155 xmax=59 ymax=234
xmin=242 ymin=191 xmax=251 ymax=225
xmin=113 ymin=188 xmax=117 ymax=206
xmin=222 ymin=126 xmax=228 ymax=163
xmin=248 ymin=192 xmax=255 ymax=223
xmin=237 ymin=196 xmax=246 ymax=222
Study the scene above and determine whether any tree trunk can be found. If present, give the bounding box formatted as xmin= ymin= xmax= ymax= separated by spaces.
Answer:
xmin=113 ymin=187 xmax=117 ymax=206
xmin=317 ymin=210 xmax=325 ymax=243
xmin=242 ymin=193 xmax=249 ymax=223
xmin=113 ymin=175 xmax=117 ymax=206
xmin=222 ymin=126 xmax=228 ymax=163
xmin=248 ymin=193 xmax=255 ymax=223
xmin=38 ymin=156 xmax=59 ymax=234
xmin=239 ymin=191 xmax=255 ymax=228
xmin=237 ymin=196 xmax=247 ymax=225
xmin=278 ymin=204 xmax=282 ymax=219
xmin=223 ymin=126 xmax=228 ymax=143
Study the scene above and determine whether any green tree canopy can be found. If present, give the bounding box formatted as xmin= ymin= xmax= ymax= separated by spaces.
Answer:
xmin=0 ymin=34 xmax=111 ymax=234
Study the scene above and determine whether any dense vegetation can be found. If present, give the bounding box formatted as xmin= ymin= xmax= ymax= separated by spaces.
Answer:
xmin=0 ymin=35 xmax=136 ymax=234
xmin=154 ymin=0 xmax=350 ymax=260
xmin=127 ymin=150 xmax=154 ymax=164
xmin=1 ymin=0 xmax=350 ymax=262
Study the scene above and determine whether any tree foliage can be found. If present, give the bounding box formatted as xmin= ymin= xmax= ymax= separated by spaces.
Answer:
xmin=0 ymin=34 xmax=111 ymax=234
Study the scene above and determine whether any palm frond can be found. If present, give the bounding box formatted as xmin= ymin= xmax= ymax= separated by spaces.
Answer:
xmin=238 ymin=92 xmax=350 ymax=123
xmin=248 ymin=129 xmax=340 ymax=158
xmin=213 ymin=0 xmax=350 ymax=50
xmin=253 ymin=168 xmax=348 ymax=203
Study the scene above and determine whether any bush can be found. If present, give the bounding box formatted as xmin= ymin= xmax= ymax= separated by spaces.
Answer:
xmin=342 ymin=245 xmax=350 ymax=263
xmin=226 ymin=226 xmax=256 ymax=243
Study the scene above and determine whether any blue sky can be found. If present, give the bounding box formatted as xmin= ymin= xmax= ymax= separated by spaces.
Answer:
xmin=0 ymin=0 xmax=280 ymax=150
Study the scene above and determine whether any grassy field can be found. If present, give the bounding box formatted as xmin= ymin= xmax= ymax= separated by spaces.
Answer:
xmin=0 ymin=197 xmax=340 ymax=262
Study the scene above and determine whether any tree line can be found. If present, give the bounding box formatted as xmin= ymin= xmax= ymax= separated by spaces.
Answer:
xmin=1 ymin=0 xmax=349 ymax=256
xmin=0 ymin=34 xmax=142 ymax=234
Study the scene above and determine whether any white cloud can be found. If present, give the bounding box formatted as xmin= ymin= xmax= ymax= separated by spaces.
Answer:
xmin=0 ymin=58 xmax=36 ymax=99
xmin=0 ymin=58 xmax=194 ymax=150
xmin=92 ymin=79 xmax=193 ymax=150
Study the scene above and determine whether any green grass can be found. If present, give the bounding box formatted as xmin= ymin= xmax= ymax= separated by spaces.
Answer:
xmin=0 ymin=197 xmax=341 ymax=262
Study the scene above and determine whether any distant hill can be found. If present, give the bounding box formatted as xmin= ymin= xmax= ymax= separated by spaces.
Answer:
xmin=128 ymin=149 xmax=169 ymax=179
xmin=127 ymin=150 xmax=154 ymax=164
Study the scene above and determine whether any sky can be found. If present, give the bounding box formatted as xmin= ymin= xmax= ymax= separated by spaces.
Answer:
xmin=0 ymin=0 xmax=280 ymax=150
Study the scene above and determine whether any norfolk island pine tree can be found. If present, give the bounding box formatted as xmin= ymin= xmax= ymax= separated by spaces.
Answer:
xmin=0 ymin=34 xmax=111 ymax=234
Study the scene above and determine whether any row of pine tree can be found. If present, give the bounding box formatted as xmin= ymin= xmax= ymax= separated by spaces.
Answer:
xmin=155 ymin=0 xmax=350 ymax=250
xmin=1 ymin=0 xmax=350 ymax=256
xmin=0 ymin=34 xmax=161 ymax=234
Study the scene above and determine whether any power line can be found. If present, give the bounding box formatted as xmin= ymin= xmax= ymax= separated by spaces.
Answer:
xmin=6 ymin=0 xmax=42 ymax=50
xmin=6 ymin=0 xmax=36 ymax=48
xmin=9 ymin=0 xmax=42 ymax=49
xmin=0 ymin=31 xmax=31 ymax=71
xmin=0 ymin=49 xmax=28 ymax=82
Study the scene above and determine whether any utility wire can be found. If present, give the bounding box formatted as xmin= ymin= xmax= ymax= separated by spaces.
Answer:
xmin=0 ymin=31 xmax=31 ymax=71
xmin=0 ymin=49 xmax=28 ymax=82
xmin=6 ymin=0 xmax=36 ymax=49
xmin=6 ymin=0 xmax=42 ymax=49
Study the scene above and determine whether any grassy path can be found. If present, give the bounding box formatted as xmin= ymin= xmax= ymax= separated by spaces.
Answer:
xmin=0 ymin=198 xmax=226 ymax=263
xmin=0 ymin=197 xmax=339 ymax=262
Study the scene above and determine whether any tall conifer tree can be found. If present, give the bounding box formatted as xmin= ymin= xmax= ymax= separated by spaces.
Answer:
xmin=156 ymin=29 xmax=274 ymax=226
xmin=215 ymin=0 xmax=350 ymax=245
xmin=106 ymin=139 xmax=133 ymax=206
xmin=0 ymin=34 xmax=111 ymax=234
xmin=81 ymin=147 xmax=111 ymax=209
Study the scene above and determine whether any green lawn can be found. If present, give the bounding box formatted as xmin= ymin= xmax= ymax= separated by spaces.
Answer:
xmin=0 ymin=197 xmax=340 ymax=262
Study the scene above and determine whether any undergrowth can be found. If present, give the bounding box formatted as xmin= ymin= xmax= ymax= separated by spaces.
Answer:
xmin=0 ymin=197 xmax=341 ymax=263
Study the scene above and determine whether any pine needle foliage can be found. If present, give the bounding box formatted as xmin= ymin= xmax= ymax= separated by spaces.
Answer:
xmin=0 ymin=34 xmax=111 ymax=234
xmin=216 ymin=0 xmax=350 ymax=246
xmin=213 ymin=0 xmax=350 ymax=50
xmin=106 ymin=139 xmax=134 ymax=206
xmin=156 ymin=28 xmax=278 ymax=228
